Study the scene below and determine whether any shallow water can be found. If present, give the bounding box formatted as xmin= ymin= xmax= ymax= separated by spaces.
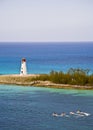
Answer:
xmin=0 ymin=85 xmax=93 ymax=130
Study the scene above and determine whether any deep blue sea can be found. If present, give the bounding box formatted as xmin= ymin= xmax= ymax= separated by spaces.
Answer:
xmin=0 ymin=42 xmax=93 ymax=130
xmin=0 ymin=42 xmax=93 ymax=74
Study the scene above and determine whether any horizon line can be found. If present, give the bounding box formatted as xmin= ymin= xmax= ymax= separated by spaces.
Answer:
xmin=0 ymin=41 xmax=93 ymax=43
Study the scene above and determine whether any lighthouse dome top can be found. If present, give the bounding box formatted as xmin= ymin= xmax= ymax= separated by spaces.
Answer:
xmin=22 ymin=58 xmax=26 ymax=62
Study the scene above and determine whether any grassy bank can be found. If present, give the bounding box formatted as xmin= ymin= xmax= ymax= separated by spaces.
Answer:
xmin=0 ymin=68 xmax=93 ymax=89
xmin=0 ymin=74 xmax=38 ymax=85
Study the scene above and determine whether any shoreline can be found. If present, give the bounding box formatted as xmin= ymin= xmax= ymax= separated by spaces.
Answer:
xmin=0 ymin=74 xmax=93 ymax=90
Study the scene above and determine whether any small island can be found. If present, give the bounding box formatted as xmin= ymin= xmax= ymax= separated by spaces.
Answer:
xmin=0 ymin=68 xmax=93 ymax=90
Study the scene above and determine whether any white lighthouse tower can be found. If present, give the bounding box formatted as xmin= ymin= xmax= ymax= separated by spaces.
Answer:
xmin=20 ymin=58 xmax=27 ymax=75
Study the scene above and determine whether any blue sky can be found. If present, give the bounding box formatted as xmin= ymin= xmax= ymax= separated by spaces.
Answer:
xmin=0 ymin=0 xmax=93 ymax=42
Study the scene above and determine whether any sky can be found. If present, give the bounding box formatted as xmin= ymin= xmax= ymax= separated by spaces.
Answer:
xmin=0 ymin=0 xmax=93 ymax=42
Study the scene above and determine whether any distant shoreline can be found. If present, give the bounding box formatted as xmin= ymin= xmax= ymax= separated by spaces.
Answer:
xmin=0 ymin=74 xmax=93 ymax=90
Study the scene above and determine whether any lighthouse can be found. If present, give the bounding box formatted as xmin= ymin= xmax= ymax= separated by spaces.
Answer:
xmin=20 ymin=58 xmax=27 ymax=75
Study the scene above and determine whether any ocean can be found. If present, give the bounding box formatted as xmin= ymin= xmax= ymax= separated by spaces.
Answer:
xmin=0 ymin=85 xmax=93 ymax=130
xmin=0 ymin=42 xmax=93 ymax=74
xmin=0 ymin=42 xmax=93 ymax=130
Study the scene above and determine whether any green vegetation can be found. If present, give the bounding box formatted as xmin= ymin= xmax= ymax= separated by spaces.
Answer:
xmin=32 ymin=68 xmax=93 ymax=86
xmin=0 ymin=68 xmax=93 ymax=89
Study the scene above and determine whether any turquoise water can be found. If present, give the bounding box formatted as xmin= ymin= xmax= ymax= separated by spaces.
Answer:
xmin=0 ymin=85 xmax=93 ymax=130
